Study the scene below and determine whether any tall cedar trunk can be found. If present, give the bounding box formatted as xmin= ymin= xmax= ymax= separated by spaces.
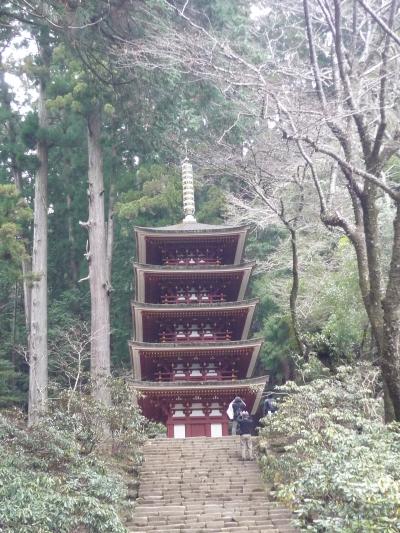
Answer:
xmin=0 ymin=56 xmax=32 ymax=333
xmin=105 ymin=181 xmax=114 ymax=358
xmin=28 ymin=38 xmax=50 ymax=426
xmin=106 ymin=134 xmax=117 ymax=284
xmin=66 ymin=192 xmax=79 ymax=284
xmin=87 ymin=105 xmax=111 ymax=406
xmin=288 ymin=228 xmax=307 ymax=360
xmin=106 ymin=181 xmax=115 ymax=284
xmin=382 ymin=204 xmax=400 ymax=419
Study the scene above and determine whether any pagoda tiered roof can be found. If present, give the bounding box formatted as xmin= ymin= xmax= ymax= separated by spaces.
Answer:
xmin=132 ymin=299 xmax=259 ymax=343
xmin=133 ymin=261 xmax=255 ymax=272
xmin=134 ymin=221 xmax=250 ymax=233
xmin=129 ymin=338 xmax=263 ymax=380
xmin=132 ymin=375 xmax=268 ymax=416
xmin=134 ymin=222 xmax=249 ymax=265
xmin=133 ymin=261 xmax=255 ymax=304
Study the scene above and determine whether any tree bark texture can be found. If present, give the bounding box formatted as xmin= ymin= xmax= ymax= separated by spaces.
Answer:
xmin=66 ymin=192 xmax=79 ymax=284
xmin=87 ymin=105 xmax=111 ymax=406
xmin=382 ymin=204 xmax=400 ymax=419
xmin=106 ymin=181 xmax=115 ymax=284
xmin=28 ymin=39 xmax=50 ymax=426
xmin=288 ymin=228 xmax=307 ymax=360
xmin=361 ymin=185 xmax=384 ymax=347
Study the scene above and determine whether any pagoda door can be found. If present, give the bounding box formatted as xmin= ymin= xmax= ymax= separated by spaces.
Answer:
xmin=168 ymin=401 xmax=228 ymax=438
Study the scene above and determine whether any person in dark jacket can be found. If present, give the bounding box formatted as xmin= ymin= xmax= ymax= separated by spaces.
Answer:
xmin=237 ymin=411 xmax=254 ymax=460
xmin=231 ymin=396 xmax=246 ymax=435
xmin=262 ymin=394 xmax=278 ymax=417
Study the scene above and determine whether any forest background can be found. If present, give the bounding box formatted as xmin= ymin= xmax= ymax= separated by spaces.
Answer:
xmin=1 ymin=0 xmax=376 ymax=411
xmin=1 ymin=0 xmax=400 ymax=531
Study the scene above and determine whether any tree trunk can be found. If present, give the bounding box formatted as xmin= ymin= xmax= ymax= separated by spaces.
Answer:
xmin=381 ymin=203 xmax=400 ymax=420
xmin=106 ymin=181 xmax=115 ymax=284
xmin=359 ymin=184 xmax=398 ymax=420
xmin=106 ymin=136 xmax=117 ymax=285
xmin=288 ymin=227 xmax=307 ymax=360
xmin=361 ymin=185 xmax=384 ymax=346
xmin=66 ymin=192 xmax=79 ymax=284
xmin=87 ymin=104 xmax=111 ymax=407
xmin=28 ymin=37 xmax=51 ymax=426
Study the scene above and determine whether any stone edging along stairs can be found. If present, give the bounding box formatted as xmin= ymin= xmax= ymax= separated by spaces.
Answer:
xmin=127 ymin=436 xmax=297 ymax=533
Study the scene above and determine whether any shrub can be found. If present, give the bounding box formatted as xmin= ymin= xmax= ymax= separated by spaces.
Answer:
xmin=0 ymin=379 xmax=164 ymax=532
xmin=48 ymin=379 xmax=160 ymax=458
xmin=258 ymin=363 xmax=400 ymax=532
xmin=0 ymin=413 xmax=125 ymax=533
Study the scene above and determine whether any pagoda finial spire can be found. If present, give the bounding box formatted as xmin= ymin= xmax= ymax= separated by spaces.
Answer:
xmin=181 ymin=156 xmax=196 ymax=223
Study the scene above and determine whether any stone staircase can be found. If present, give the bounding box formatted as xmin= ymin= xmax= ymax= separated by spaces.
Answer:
xmin=127 ymin=436 xmax=297 ymax=533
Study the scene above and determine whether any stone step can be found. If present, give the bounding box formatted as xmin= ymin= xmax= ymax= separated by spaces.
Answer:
xmin=128 ymin=522 xmax=298 ymax=533
xmin=137 ymin=493 xmax=268 ymax=500
xmin=138 ymin=482 xmax=264 ymax=486
xmin=132 ymin=508 xmax=287 ymax=517
xmin=132 ymin=516 xmax=292 ymax=526
xmin=129 ymin=437 xmax=297 ymax=532
xmin=136 ymin=500 xmax=280 ymax=508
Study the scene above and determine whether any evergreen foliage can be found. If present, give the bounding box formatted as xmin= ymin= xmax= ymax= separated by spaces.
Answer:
xmin=0 ymin=379 xmax=162 ymax=533
xmin=259 ymin=362 xmax=400 ymax=531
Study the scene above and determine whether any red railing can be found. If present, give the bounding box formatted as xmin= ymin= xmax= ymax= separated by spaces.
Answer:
xmin=163 ymin=257 xmax=222 ymax=266
xmin=161 ymin=292 xmax=226 ymax=304
xmin=159 ymin=330 xmax=232 ymax=343
xmin=154 ymin=369 xmax=238 ymax=382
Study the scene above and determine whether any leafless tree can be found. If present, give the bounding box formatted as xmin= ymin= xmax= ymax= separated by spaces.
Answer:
xmin=49 ymin=321 xmax=91 ymax=398
xmin=278 ymin=0 xmax=400 ymax=421
xmin=197 ymin=136 xmax=312 ymax=362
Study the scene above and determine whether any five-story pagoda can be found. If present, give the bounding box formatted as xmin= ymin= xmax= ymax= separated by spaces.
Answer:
xmin=130 ymin=161 xmax=268 ymax=438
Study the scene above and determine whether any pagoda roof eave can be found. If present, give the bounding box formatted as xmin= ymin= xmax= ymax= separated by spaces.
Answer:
xmin=129 ymin=338 xmax=264 ymax=350
xmin=132 ymin=299 xmax=259 ymax=343
xmin=134 ymin=222 xmax=250 ymax=235
xmin=133 ymin=261 xmax=256 ymax=272
xmin=132 ymin=376 xmax=268 ymax=415
xmin=129 ymin=338 xmax=263 ymax=380
xmin=134 ymin=262 xmax=255 ymax=304
xmin=131 ymin=298 xmax=259 ymax=311
xmin=135 ymin=223 xmax=249 ymax=265
xmin=132 ymin=375 xmax=267 ymax=389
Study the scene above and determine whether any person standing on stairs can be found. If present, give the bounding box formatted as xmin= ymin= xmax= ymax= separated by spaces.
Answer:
xmin=263 ymin=394 xmax=278 ymax=417
xmin=237 ymin=411 xmax=254 ymax=460
xmin=227 ymin=396 xmax=246 ymax=435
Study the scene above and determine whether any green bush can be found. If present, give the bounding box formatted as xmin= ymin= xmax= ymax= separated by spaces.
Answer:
xmin=0 ymin=380 xmax=164 ymax=532
xmin=0 ymin=414 xmax=125 ymax=533
xmin=258 ymin=363 xmax=400 ymax=532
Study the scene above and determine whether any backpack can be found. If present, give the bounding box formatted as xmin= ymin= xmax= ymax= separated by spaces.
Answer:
xmin=233 ymin=400 xmax=245 ymax=419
